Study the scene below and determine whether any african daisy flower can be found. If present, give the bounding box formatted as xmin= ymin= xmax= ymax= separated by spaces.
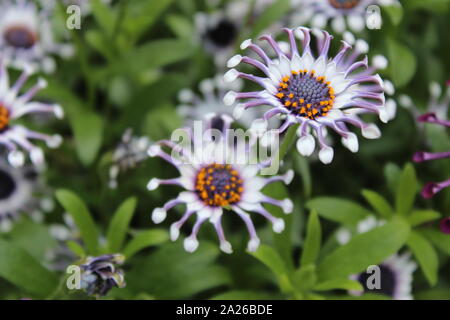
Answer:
xmin=337 ymin=216 xmax=416 ymax=300
xmin=290 ymin=0 xmax=400 ymax=34
xmin=79 ymin=254 xmax=126 ymax=297
xmin=413 ymin=113 xmax=450 ymax=198
xmin=147 ymin=115 xmax=294 ymax=253
xmin=0 ymin=0 xmax=73 ymax=73
xmin=224 ymin=27 xmax=388 ymax=164
xmin=0 ymin=60 xmax=63 ymax=167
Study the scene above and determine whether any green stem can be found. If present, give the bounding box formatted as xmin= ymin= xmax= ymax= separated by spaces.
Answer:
xmin=275 ymin=124 xmax=300 ymax=163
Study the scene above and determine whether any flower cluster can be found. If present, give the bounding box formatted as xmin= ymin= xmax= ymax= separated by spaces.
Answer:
xmin=147 ymin=115 xmax=293 ymax=253
xmin=224 ymin=27 xmax=388 ymax=164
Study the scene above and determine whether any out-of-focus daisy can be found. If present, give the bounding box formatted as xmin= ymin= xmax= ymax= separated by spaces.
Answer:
xmin=0 ymin=60 xmax=63 ymax=167
xmin=147 ymin=115 xmax=294 ymax=253
xmin=0 ymin=0 xmax=73 ymax=73
xmin=399 ymin=81 xmax=450 ymax=129
xmin=177 ymin=75 xmax=278 ymax=129
xmin=290 ymin=0 xmax=400 ymax=34
xmin=79 ymin=254 xmax=126 ymax=297
xmin=337 ymin=216 xmax=416 ymax=300
xmin=224 ymin=27 xmax=388 ymax=164
xmin=412 ymin=112 xmax=450 ymax=198
xmin=108 ymin=129 xmax=151 ymax=189
xmin=195 ymin=0 xmax=276 ymax=68
xmin=0 ymin=160 xmax=53 ymax=232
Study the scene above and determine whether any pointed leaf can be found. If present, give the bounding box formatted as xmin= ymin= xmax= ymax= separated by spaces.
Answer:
xmin=107 ymin=197 xmax=137 ymax=252
xmin=395 ymin=163 xmax=418 ymax=216
xmin=407 ymin=231 xmax=438 ymax=286
xmin=55 ymin=189 xmax=99 ymax=255
xmin=300 ymin=211 xmax=321 ymax=266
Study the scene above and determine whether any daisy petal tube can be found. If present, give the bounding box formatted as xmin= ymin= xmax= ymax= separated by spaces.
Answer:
xmin=148 ymin=115 xmax=294 ymax=253
xmin=224 ymin=27 xmax=388 ymax=164
xmin=0 ymin=60 xmax=63 ymax=167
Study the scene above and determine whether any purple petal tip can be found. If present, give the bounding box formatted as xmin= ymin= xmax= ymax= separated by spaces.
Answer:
xmin=421 ymin=182 xmax=438 ymax=199
xmin=440 ymin=217 xmax=450 ymax=235
xmin=418 ymin=112 xmax=437 ymax=123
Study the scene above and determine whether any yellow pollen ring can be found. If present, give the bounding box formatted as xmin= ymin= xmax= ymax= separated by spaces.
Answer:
xmin=0 ymin=105 xmax=10 ymax=131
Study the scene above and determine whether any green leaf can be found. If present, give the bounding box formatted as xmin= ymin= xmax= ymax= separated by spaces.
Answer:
xmin=407 ymin=231 xmax=438 ymax=286
xmin=55 ymin=189 xmax=99 ymax=255
xmin=407 ymin=210 xmax=441 ymax=227
xmin=41 ymin=81 xmax=104 ymax=166
xmin=107 ymin=197 xmax=137 ymax=253
xmin=292 ymin=264 xmax=317 ymax=292
xmin=314 ymin=279 xmax=363 ymax=292
xmin=122 ymin=229 xmax=169 ymax=259
xmin=126 ymin=242 xmax=231 ymax=299
xmin=0 ymin=239 xmax=58 ymax=298
xmin=91 ymin=0 xmax=116 ymax=35
xmin=250 ymin=245 xmax=288 ymax=277
xmin=248 ymin=0 xmax=291 ymax=39
xmin=9 ymin=219 xmax=58 ymax=261
xmin=293 ymin=152 xmax=312 ymax=198
xmin=420 ymin=229 xmax=450 ymax=255
xmin=387 ymin=38 xmax=417 ymax=88
xmin=317 ymin=219 xmax=410 ymax=281
xmin=384 ymin=162 xmax=401 ymax=194
xmin=306 ymin=197 xmax=372 ymax=225
xmin=395 ymin=163 xmax=418 ymax=216
xmin=361 ymin=189 xmax=394 ymax=219
xmin=66 ymin=240 xmax=86 ymax=258
xmin=261 ymin=182 xmax=294 ymax=272
xmin=72 ymin=109 xmax=105 ymax=166
xmin=300 ymin=211 xmax=321 ymax=267
xmin=165 ymin=14 xmax=193 ymax=39
xmin=383 ymin=4 xmax=403 ymax=26
xmin=211 ymin=290 xmax=278 ymax=300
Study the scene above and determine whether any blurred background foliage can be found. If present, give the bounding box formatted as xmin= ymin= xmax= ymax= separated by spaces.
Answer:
xmin=0 ymin=0 xmax=450 ymax=300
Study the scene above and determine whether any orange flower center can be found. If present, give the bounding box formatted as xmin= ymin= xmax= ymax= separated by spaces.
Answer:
xmin=275 ymin=69 xmax=335 ymax=120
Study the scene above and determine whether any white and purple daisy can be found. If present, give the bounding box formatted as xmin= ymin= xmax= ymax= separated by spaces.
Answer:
xmin=413 ymin=112 xmax=450 ymax=198
xmin=290 ymin=0 xmax=400 ymax=34
xmin=337 ymin=216 xmax=417 ymax=300
xmin=0 ymin=0 xmax=73 ymax=73
xmin=0 ymin=60 xmax=63 ymax=167
xmin=147 ymin=115 xmax=294 ymax=253
xmin=224 ymin=27 xmax=388 ymax=164
xmin=79 ymin=254 xmax=126 ymax=297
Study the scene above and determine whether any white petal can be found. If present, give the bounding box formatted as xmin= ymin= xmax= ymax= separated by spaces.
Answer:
xmin=319 ymin=147 xmax=334 ymax=164
xmin=152 ymin=208 xmax=166 ymax=224
xmin=348 ymin=14 xmax=365 ymax=32
xmin=247 ymin=238 xmax=260 ymax=252
xmin=342 ymin=132 xmax=359 ymax=153
xmin=296 ymin=134 xmax=315 ymax=156
xmin=362 ymin=124 xmax=381 ymax=139
xmin=273 ymin=219 xmax=285 ymax=233
xmin=184 ymin=237 xmax=199 ymax=253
